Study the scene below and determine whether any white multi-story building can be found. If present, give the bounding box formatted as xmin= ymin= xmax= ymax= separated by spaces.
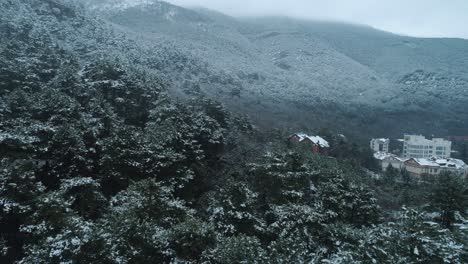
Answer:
xmin=370 ymin=138 xmax=390 ymax=153
xmin=402 ymin=134 xmax=451 ymax=159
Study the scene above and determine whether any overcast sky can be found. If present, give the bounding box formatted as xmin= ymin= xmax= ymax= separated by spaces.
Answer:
xmin=166 ymin=0 xmax=468 ymax=39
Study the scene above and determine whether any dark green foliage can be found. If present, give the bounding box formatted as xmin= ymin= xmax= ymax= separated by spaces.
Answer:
xmin=0 ymin=161 xmax=45 ymax=262
xmin=326 ymin=208 xmax=465 ymax=263
xmin=208 ymin=179 xmax=265 ymax=236
xmin=461 ymin=143 xmax=467 ymax=163
xmin=325 ymin=132 xmax=380 ymax=170
xmin=429 ymin=173 xmax=468 ymax=229
xmin=401 ymin=168 xmax=412 ymax=185
xmin=384 ymin=164 xmax=399 ymax=183
xmin=207 ymin=235 xmax=266 ymax=263
xmin=170 ymin=218 xmax=216 ymax=261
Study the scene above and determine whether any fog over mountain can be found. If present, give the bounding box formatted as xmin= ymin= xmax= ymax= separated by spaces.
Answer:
xmin=167 ymin=0 xmax=468 ymax=39
xmin=79 ymin=0 xmax=468 ymax=139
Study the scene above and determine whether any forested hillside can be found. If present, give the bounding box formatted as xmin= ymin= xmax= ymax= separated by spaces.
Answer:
xmin=0 ymin=0 xmax=467 ymax=263
xmin=82 ymin=0 xmax=468 ymax=139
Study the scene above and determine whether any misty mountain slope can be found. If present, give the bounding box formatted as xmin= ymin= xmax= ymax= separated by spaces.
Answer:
xmin=104 ymin=2 xmax=395 ymax=106
xmin=85 ymin=0 xmax=468 ymax=138
xmin=107 ymin=3 xmax=262 ymax=72
xmin=245 ymin=30 xmax=394 ymax=103
xmin=87 ymin=0 xmax=402 ymax=140
xmin=306 ymin=22 xmax=468 ymax=77
xmin=19 ymin=0 xmax=467 ymax=138
xmin=295 ymin=20 xmax=468 ymax=107
xmin=241 ymin=17 xmax=468 ymax=101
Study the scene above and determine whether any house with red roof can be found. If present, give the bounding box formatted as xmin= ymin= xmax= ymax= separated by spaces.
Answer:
xmin=289 ymin=133 xmax=330 ymax=155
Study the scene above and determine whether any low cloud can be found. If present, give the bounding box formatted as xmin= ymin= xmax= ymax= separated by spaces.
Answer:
xmin=167 ymin=0 xmax=468 ymax=39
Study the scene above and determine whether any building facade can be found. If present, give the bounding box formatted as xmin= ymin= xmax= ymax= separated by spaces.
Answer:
xmin=382 ymin=155 xmax=407 ymax=171
xmin=435 ymin=158 xmax=468 ymax=177
xmin=402 ymin=134 xmax=451 ymax=159
xmin=404 ymin=158 xmax=440 ymax=177
xmin=370 ymin=138 xmax=390 ymax=153
xmin=373 ymin=152 xmax=407 ymax=171
xmin=404 ymin=158 xmax=467 ymax=178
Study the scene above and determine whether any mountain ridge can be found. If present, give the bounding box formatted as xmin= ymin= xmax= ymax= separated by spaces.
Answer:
xmin=37 ymin=0 xmax=468 ymax=139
